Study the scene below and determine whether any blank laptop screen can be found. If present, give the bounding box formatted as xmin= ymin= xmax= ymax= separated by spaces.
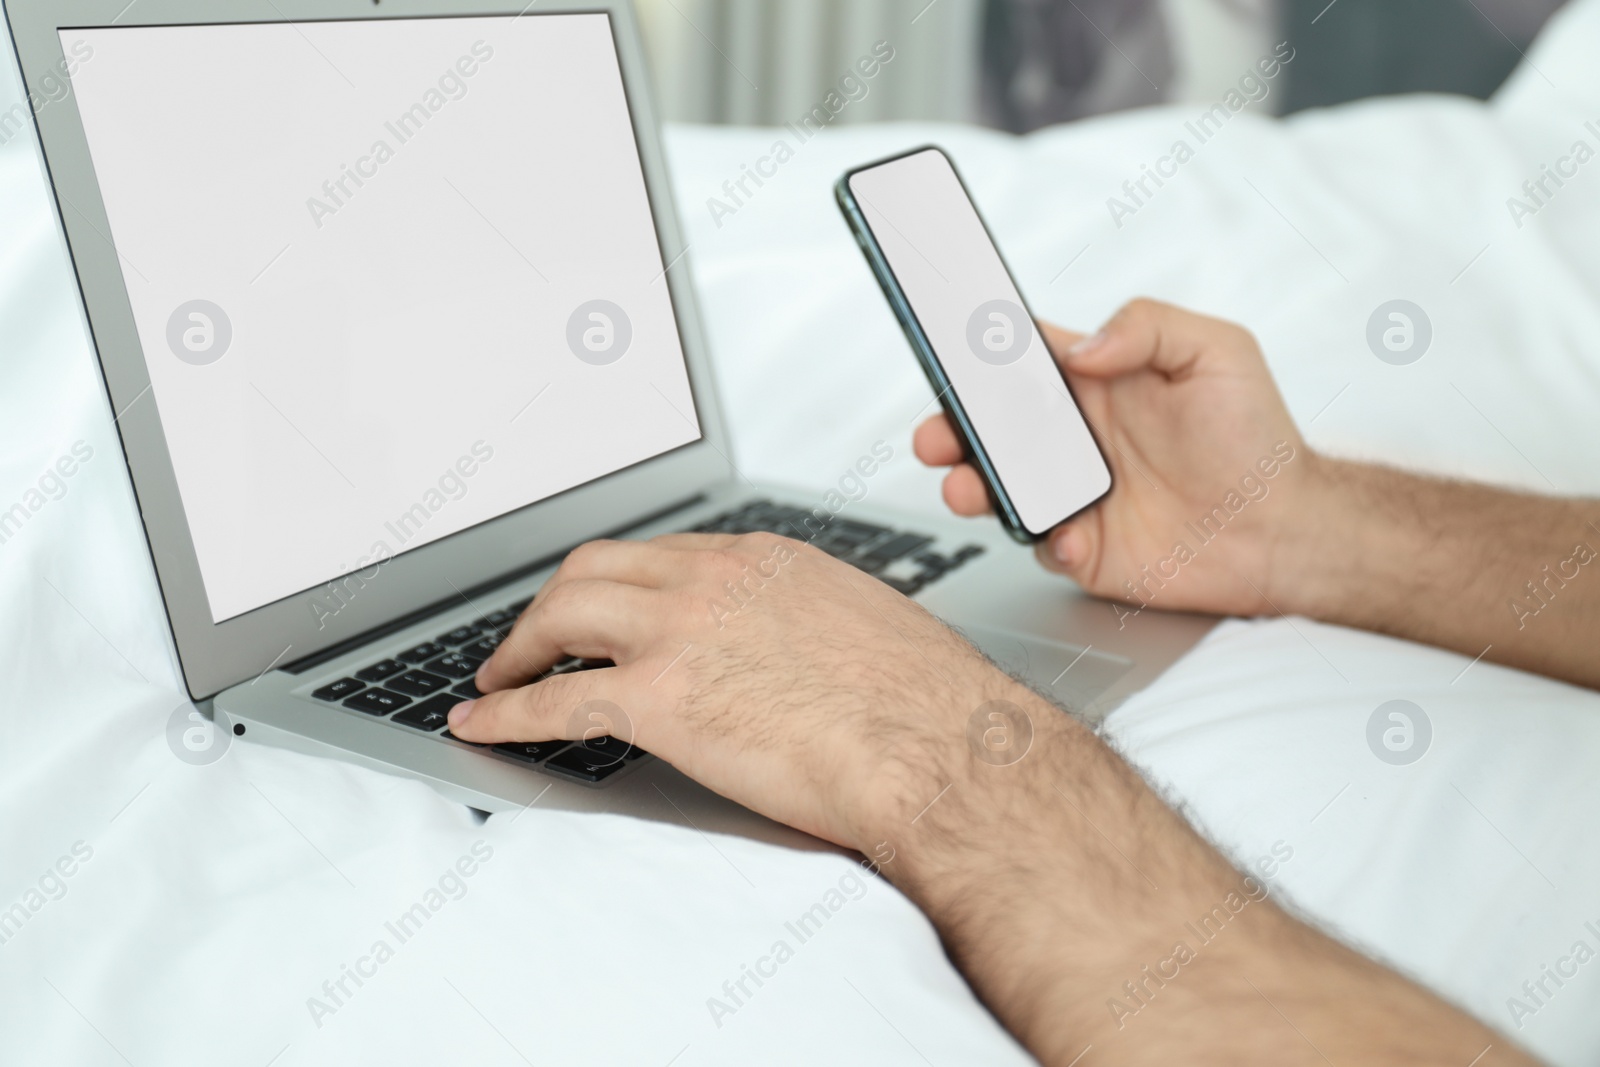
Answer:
xmin=61 ymin=13 xmax=702 ymax=623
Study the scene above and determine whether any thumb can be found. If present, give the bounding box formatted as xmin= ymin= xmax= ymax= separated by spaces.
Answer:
xmin=1057 ymin=297 xmax=1244 ymax=382
xmin=1035 ymin=511 xmax=1103 ymax=586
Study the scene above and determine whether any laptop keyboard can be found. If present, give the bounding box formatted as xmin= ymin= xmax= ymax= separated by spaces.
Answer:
xmin=304 ymin=498 xmax=983 ymax=785
xmin=688 ymin=498 xmax=984 ymax=596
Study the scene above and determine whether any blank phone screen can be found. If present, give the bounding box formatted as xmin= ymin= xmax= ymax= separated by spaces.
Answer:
xmin=848 ymin=148 xmax=1110 ymax=535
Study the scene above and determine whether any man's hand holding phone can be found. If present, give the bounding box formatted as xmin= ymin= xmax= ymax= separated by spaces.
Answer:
xmin=916 ymin=299 xmax=1322 ymax=619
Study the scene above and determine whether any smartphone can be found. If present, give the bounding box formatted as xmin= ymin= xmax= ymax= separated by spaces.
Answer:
xmin=836 ymin=145 xmax=1112 ymax=544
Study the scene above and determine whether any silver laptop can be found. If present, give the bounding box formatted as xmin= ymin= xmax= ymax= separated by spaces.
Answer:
xmin=8 ymin=0 xmax=1213 ymax=848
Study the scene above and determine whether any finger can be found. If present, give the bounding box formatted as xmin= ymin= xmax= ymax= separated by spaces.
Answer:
xmin=913 ymin=414 xmax=964 ymax=467
xmin=1034 ymin=511 xmax=1101 ymax=579
xmin=1039 ymin=322 xmax=1086 ymax=364
xmin=1059 ymin=298 xmax=1250 ymax=382
xmin=479 ymin=579 xmax=655 ymax=692
xmin=1040 ymin=323 xmax=1116 ymax=425
xmin=531 ymin=533 xmax=740 ymax=608
xmin=645 ymin=532 xmax=742 ymax=552
xmin=942 ymin=464 xmax=992 ymax=517
xmin=543 ymin=538 xmax=680 ymax=592
xmin=448 ymin=668 xmax=618 ymax=745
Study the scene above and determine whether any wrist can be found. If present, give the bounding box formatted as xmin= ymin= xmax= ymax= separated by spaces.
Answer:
xmin=1268 ymin=455 xmax=1444 ymax=632
xmin=1265 ymin=453 xmax=1374 ymax=618
xmin=866 ymin=683 xmax=1082 ymax=899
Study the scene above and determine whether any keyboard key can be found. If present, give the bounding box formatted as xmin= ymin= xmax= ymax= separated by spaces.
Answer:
xmin=832 ymin=518 xmax=891 ymax=540
xmin=764 ymin=503 xmax=810 ymax=523
xmin=811 ymin=523 xmax=872 ymax=545
xmin=769 ymin=510 xmax=822 ymax=537
xmin=550 ymin=657 xmax=611 ymax=675
xmin=492 ymin=740 xmax=570 ymax=765
xmin=811 ymin=539 xmax=857 ymax=560
xmin=474 ymin=609 xmax=517 ymax=634
xmin=859 ymin=533 xmax=933 ymax=564
xmin=425 ymin=652 xmax=483 ymax=678
xmin=810 ymin=529 xmax=879 ymax=558
xmin=545 ymin=746 xmax=628 ymax=783
xmin=915 ymin=554 xmax=958 ymax=585
xmin=387 ymin=669 xmax=450 ymax=696
xmin=437 ymin=625 xmax=482 ymax=646
xmin=453 ymin=679 xmax=483 ymax=700
xmin=798 ymin=513 xmax=887 ymax=543
xmin=312 ymin=677 xmax=364 ymax=702
xmin=691 ymin=500 xmax=770 ymax=533
xmin=576 ymin=735 xmax=646 ymax=762
xmin=953 ymin=544 xmax=985 ymax=564
xmin=391 ymin=694 xmax=457 ymax=732
xmin=399 ymin=642 xmax=447 ymax=663
xmin=460 ymin=635 xmax=502 ymax=659
xmin=344 ymin=688 xmax=412 ymax=715
xmin=443 ymin=729 xmax=486 ymax=747
xmin=356 ymin=659 xmax=406 ymax=682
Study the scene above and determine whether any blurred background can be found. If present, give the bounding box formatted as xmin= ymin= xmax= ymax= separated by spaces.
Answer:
xmin=634 ymin=0 xmax=1570 ymax=131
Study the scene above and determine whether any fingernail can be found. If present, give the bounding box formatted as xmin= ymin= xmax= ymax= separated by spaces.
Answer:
xmin=1069 ymin=331 xmax=1107 ymax=357
xmin=448 ymin=700 xmax=475 ymax=727
xmin=1053 ymin=532 xmax=1074 ymax=566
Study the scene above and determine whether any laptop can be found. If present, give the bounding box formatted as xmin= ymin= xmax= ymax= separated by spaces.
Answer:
xmin=7 ymin=0 xmax=1214 ymax=849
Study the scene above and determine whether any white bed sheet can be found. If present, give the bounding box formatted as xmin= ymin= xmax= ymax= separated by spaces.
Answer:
xmin=3 ymin=2 xmax=1600 ymax=1063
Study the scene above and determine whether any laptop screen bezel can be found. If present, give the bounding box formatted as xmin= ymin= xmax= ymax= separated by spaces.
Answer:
xmin=7 ymin=0 xmax=735 ymax=699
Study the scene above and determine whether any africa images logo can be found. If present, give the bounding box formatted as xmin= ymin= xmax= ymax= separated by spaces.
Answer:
xmin=966 ymin=700 xmax=1033 ymax=766
xmin=166 ymin=300 xmax=232 ymax=366
xmin=566 ymin=300 xmax=632 ymax=366
xmin=966 ymin=299 xmax=1032 ymax=366
xmin=1365 ymin=700 xmax=1431 ymax=765
xmin=1366 ymin=300 xmax=1432 ymax=366
xmin=166 ymin=704 xmax=231 ymax=766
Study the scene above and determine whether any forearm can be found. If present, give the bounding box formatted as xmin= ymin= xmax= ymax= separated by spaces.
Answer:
xmin=1277 ymin=458 xmax=1600 ymax=688
xmin=872 ymin=685 xmax=1534 ymax=1065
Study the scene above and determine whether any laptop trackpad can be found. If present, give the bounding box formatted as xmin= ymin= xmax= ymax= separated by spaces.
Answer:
xmin=958 ymin=623 xmax=1132 ymax=722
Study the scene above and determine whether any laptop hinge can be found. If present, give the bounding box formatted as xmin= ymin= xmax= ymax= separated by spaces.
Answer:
xmin=281 ymin=492 xmax=709 ymax=676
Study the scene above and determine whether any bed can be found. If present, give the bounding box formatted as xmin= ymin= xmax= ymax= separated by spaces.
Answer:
xmin=2 ymin=1 xmax=1598 ymax=1063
